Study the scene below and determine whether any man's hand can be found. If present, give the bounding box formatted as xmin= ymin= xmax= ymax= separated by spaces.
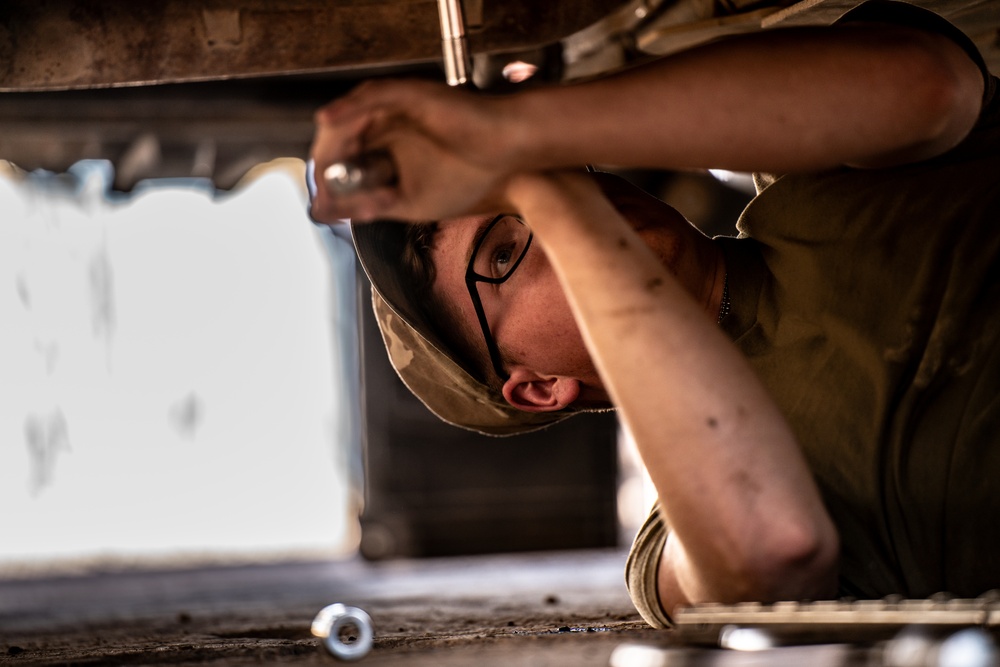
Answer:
xmin=309 ymin=79 xmax=518 ymax=223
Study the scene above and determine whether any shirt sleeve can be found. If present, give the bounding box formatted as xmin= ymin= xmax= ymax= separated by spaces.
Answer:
xmin=624 ymin=504 xmax=674 ymax=628
xmin=836 ymin=0 xmax=995 ymax=104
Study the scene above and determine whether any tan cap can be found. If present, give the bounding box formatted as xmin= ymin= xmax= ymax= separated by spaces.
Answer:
xmin=352 ymin=220 xmax=575 ymax=436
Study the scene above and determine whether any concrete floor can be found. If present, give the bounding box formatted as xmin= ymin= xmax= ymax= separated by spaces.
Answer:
xmin=7 ymin=549 xmax=996 ymax=666
xmin=0 ymin=548 xmax=666 ymax=666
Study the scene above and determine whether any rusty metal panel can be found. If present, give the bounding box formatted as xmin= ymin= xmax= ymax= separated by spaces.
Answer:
xmin=0 ymin=0 xmax=631 ymax=91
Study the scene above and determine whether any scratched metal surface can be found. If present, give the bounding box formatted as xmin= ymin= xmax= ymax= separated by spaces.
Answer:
xmin=0 ymin=0 xmax=629 ymax=91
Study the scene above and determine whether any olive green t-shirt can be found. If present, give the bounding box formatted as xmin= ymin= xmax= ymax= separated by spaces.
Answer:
xmin=626 ymin=3 xmax=999 ymax=627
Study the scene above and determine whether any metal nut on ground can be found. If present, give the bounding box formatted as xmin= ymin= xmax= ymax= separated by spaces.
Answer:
xmin=311 ymin=603 xmax=374 ymax=661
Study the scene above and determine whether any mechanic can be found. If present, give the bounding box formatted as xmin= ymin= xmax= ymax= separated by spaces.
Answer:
xmin=309 ymin=1 xmax=999 ymax=627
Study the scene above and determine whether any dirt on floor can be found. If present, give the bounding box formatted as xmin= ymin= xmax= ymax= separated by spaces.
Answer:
xmin=0 ymin=549 xmax=670 ymax=666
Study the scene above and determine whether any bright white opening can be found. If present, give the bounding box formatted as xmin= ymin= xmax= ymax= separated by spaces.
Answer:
xmin=0 ymin=159 xmax=358 ymax=574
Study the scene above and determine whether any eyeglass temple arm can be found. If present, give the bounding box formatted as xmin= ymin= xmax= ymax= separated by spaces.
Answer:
xmin=466 ymin=274 xmax=511 ymax=382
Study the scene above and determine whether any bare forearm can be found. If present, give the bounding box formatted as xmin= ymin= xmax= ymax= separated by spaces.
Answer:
xmin=309 ymin=17 xmax=982 ymax=225
xmin=504 ymin=172 xmax=838 ymax=608
xmin=501 ymin=24 xmax=982 ymax=173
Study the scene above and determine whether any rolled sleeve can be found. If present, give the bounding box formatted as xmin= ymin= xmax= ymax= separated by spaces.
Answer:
xmin=624 ymin=504 xmax=674 ymax=628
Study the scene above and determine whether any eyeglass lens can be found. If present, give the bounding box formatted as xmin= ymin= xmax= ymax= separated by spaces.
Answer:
xmin=471 ymin=215 xmax=531 ymax=281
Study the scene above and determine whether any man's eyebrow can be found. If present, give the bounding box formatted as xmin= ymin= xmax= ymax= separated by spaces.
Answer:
xmin=465 ymin=214 xmax=502 ymax=267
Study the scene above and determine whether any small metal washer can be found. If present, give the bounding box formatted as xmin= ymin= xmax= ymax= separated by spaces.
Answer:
xmin=312 ymin=603 xmax=374 ymax=661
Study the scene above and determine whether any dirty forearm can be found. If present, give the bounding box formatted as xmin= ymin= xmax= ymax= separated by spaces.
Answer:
xmin=504 ymin=171 xmax=839 ymax=610
xmin=498 ymin=24 xmax=981 ymax=174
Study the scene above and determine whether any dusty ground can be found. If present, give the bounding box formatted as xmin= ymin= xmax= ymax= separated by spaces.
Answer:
xmin=0 ymin=549 xmax=670 ymax=666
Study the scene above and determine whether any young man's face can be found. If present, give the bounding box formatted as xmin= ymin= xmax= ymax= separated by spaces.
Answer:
xmin=428 ymin=174 xmax=699 ymax=404
xmin=430 ymin=213 xmax=600 ymax=385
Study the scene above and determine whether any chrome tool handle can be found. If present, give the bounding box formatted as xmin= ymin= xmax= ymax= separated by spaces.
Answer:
xmin=322 ymin=149 xmax=397 ymax=196
xmin=322 ymin=1 xmax=470 ymax=197
xmin=438 ymin=0 xmax=471 ymax=87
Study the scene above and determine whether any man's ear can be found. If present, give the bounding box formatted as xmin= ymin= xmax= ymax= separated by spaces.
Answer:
xmin=501 ymin=367 xmax=580 ymax=413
